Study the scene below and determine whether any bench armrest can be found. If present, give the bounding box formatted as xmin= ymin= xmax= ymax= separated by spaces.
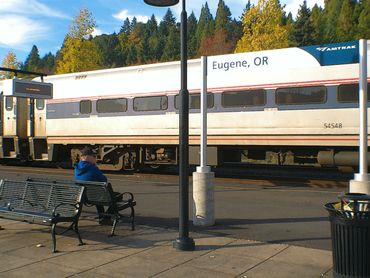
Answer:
xmin=121 ymin=192 xmax=134 ymax=203
xmin=52 ymin=202 xmax=82 ymax=217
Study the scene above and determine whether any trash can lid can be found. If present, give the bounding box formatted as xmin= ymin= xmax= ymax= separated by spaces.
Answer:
xmin=339 ymin=193 xmax=370 ymax=201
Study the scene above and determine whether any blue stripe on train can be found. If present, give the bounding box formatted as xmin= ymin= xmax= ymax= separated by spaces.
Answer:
xmin=300 ymin=41 xmax=359 ymax=66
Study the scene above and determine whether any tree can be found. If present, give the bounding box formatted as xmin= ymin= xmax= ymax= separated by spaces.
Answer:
xmin=215 ymin=0 xmax=232 ymax=32
xmin=323 ymin=0 xmax=342 ymax=42
xmin=24 ymin=45 xmax=41 ymax=72
xmin=68 ymin=8 xmax=96 ymax=39
xmin=357 ymin=0 xmax=370 ymax=39
xmin=93 ymin=34 xmax=121 ymax=68
xmin=161 ymin=27 xmax=180 ymax=61
xmin=187 ymin=12 xmax=198 ymax=58
xmin=196 ymin=2 xmax=215 ymax=51
xmin=293 ymin=0 xmax=315 ymax=46
xmin=310 ymin=4 xmax=325 ymax=44
xmin=126 ymin=43 xmax=138 ymax=65
xmin=198 ymin=0 xmax=236 ymax=57
xmin=198 ymin=29 xmax=234 ymax=56
xmin=137 ymin=34 xmax=151 ymax=64
xmin=336 ymin=0 xmax=356 ymax=42
xmin=56 ymin=38 xmax=101 ymax=73
xmin=119 ymin=18 xmax=131 ymax=35
xmin=117 ymin=32 xmax=130 ymax=66
xmin=235 ymin=0 xmax=289 ymax=52
xmin=159 ymin=9 xmax=176 ymax=37
xmin=56 ymin=8 xmax=101 ymax=73
xmin=0 ymin=51 xmax=21 ymax=79
xmin=39 ymin=52 xmax=55 ymax=74
xmin=146 ymin=14 xmax=158 ymax=36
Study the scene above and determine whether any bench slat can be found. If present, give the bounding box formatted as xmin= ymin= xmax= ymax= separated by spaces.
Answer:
xmin=0 ymin=179 xmax=85 ymax=252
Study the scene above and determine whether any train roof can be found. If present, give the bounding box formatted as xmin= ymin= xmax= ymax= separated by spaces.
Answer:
xmin=28 ymin=39 xmax=370 ymax=100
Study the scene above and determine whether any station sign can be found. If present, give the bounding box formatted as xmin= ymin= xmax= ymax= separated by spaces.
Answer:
xmin=2 ymin=79 xmax=53 ymax=99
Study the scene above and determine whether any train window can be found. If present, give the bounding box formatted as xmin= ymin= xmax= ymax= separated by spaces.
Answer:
xmin=97 ymin=98 xmax=127 ymax=113
xmin=222 ymin=89 xmax=266 ymax=107
xmin=80 ymin=100 xmax=92 ymax=114
xmin=36 ymin=99 xmax=45 ymax=110
xmin=133 ymin=96 xmax=168 ymax=111
xmin=5 ymin=96 xmax=13 ymax=111
xmin=174 ymin=93 xmax=214 ymax=109
xmin=275 ymin=86 xmax=327 ymax=105
xmin=337 ymin=83 xmax=370 ymax=103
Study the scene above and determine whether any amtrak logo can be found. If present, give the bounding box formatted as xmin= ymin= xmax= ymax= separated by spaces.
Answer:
xmin=316 ymin=45 xmax=356 ymax=52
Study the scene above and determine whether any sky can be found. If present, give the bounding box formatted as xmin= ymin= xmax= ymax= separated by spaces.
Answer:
xmin=0 ymin=0 xmax=325 ymax=64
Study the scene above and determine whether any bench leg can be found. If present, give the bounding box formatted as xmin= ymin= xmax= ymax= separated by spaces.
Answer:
xmin=130 ymin=206 xmax=135 ymax=231
xmin=51 ymin=224 xmax=57 ymax=253
xmin=73 ymin=221 xmax=84 ymax=246
xmin=110 ymin=216 xmax=119 ymax=237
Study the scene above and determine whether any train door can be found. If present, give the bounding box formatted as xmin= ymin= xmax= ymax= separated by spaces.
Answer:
xmin=3 ymin=96 xmax=16 ymax=136
xmin=16 ymin=97 xmax=28 ymax=139
xmin=2 ymin=96 xmax=16 ymax=157
xmin=34 ymin=99 xmax=46 ymax=137
xmin=0 ymin=96 xmax=2 ymax=137
xmin=29 ymin=98 xmax=48 ymax=160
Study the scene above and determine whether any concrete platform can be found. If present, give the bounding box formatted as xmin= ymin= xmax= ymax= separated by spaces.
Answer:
xmin=0 ymin=217 xmax=333 ymax=277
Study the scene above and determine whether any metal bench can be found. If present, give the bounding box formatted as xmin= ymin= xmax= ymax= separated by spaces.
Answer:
xmin=27 ymin=177 xmax=136 ymax=236
xmin=0 ymin=179 xmax=85 ymax=252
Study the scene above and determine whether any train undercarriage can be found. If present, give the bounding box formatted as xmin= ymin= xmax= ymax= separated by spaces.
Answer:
xmin=0 ymin=135 xmax=366 ymax=173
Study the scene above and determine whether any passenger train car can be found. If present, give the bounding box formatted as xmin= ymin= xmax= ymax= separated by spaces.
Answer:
xmin=0 ymin=40 xmax=369 ymax=171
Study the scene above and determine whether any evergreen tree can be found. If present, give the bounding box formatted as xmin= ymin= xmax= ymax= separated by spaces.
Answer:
xmin=236 ymin=0 xmax=289 ymax=52
xmin=24 ymin=45 xmax=41 ymax=72
xmin=357 ymin=0 xmax=370 ymax=39
xmin=93 ymin=34 xmax=121 ymax=68
xmin=196 ymin=2 xmax=215 ymax=51
xmin=129 ymin=22 xmax=146 ymax=51
xmin=117 ymin=32 xmax=130 ymax=66
xmin=39 ymin=52 xmax=55 ymax=74
xmin=244 ymin=0 xmax=252 ymax=13
xmin=310 ymin=4 xmax=325 ymax=44
xmin=159 ymin=9 xmax=176 ymax=37
xmin=215 ymin=0 xmax=232 ymax=31
xmin=284 ymin=11 xmax=295 ymax=46
xmin=126 ymin=43 xmax=138 ymax=65
xmin=293 ymin=0 xmax=315 ymax=46
xmin=323 ymin=0 xmax=342 ymax=42
xmin=187 ymin=12 xmax=198 ymax=58
xmin=155 ymin=36 xmax=166 ymax=61
xmin=119 ymin=18 xmax=131 ymax=35
xmin=130 ymin=17 xmax=138 ymax=30
xmin=161 ymin=27 xmax=180 ymax=61
xmin=146 ymin=14 xmax=158 ymax=36
xmin=138 ymin=34 xmax=151 ymax=63
xmin=199 ymin=0 xmax=238 ymax=56
xmin=336 ymin=0 xmax=356 ymax=42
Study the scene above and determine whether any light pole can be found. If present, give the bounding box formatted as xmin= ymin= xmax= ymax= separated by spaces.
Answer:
xmin=143 ymin=0 xmax=195 ymax=251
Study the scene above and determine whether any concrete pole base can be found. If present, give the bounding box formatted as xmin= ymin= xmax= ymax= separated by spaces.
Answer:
xmin=349 ymin=174 xmax=370 ymax=194
xmin=192 ymin=171 xmax=215 ymax=226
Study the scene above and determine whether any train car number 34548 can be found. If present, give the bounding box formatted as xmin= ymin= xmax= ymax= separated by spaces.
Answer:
xmin=324 ymin=123 xmax=343 ymax=129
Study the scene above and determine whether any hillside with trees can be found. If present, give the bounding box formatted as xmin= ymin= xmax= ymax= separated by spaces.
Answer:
xmin=1 ymin=0 xmax=369 ymax=77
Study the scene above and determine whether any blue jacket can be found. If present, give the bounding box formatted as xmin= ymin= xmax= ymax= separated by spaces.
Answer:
xmin=74 ymin=161 xmax=107 ymax=182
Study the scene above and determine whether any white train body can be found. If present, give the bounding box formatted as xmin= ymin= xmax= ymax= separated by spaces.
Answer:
xmin=1 ymin=40 xmax=369 ymax=169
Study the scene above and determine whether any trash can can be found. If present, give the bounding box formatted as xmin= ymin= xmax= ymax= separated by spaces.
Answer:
xmin=324 ymin=193 xmax=370 ymax=278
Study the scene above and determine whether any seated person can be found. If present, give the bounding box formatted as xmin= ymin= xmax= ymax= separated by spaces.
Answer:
xmin=74 ymin=146 xmax=121 ymax=225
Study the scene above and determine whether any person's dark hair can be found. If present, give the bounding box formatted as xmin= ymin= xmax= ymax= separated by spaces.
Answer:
xmin=80 ymin=146 xmax=96 ymax=156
